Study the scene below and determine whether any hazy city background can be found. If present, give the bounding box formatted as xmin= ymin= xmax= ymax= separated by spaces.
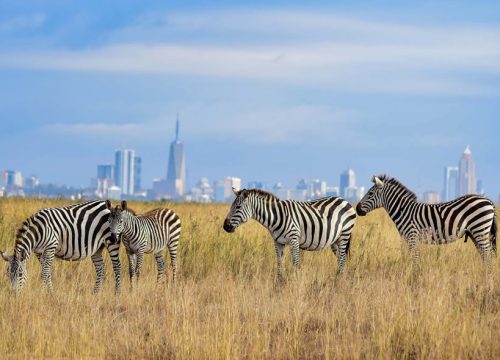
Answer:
xmin=1 ymin=1 xmax=499 ymax=203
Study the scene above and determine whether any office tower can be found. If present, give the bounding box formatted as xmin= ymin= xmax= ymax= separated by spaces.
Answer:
xmin=458 ymin=145 xmax=476 ymax=196
xmin=442 ymin=166 xmax=458 ymax=201
xmin=340 ymin=168 xmax=356 ymax=198
xmin=134 ymin=156 xmax=142 ymax=193
xmin=224 ymin=177 xmax=242 ymax=201
xmin=423 ymin=191 xmax=440 ymax=204
xmin=166 ymin=115 xmax=187 ymax=199
xmin=97 ymin=165 xmax=114 ymax=182
xmin=114 ymin=149 xmax=135 ymax=195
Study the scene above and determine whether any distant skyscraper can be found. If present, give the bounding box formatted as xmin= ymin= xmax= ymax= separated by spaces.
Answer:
xmin=6 ymin=170 xmax=23 ymax=188
xmin=97 ymin=164 xmax=114 ymax=181
xmin=423 ymin=191 xmax=440 ymax=204
xmin=134 ymin=156 xmax=142 ymax=193
xmin=443 ymin=166 xmax=458 ymax=201
xmin=340 ymin=168 xmax=356 ymax=198
xmin=458 ymin=145 xmax=476 ymax=196
xmin=224 ymin=177 xmax=241 ymax=202
xmin=166 ymin=114 xmax=187 ymax=199
xmin=114 ymin=149 xmax=135 ymax=195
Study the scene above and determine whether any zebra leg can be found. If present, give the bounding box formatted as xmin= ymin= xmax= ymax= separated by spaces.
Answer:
xmin=406 ymin=234 xmax=421 ymax=266
xmin=274 ymin=242 xmax=284 ymax=282
xmin=154 ymin=252 xmax=166 ymax=284
xmin=135 ymin=251 xmax=144 ymax=283
xmin=167 ymin=242 xmax=178 ymax=282
xmin=39 ymin=248 xmax=56 ymax=293
xmin=335 ymin=234 xmax=351 ymax=275
xmin=107 ymin=244 xmax=122 ymax=294
xmin=127 ymin=251 xmax=136 ymax=290
xmin=91 ymin=249 xmax=105 ymax=294
xmin=472 ymin=234 xmax=492 ymax=270
xmin=290 ymin=237 xmax=300 ymax=272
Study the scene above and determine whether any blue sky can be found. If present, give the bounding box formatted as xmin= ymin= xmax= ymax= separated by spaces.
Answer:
xmin=0 ymin=0 xmax=499 ymax=197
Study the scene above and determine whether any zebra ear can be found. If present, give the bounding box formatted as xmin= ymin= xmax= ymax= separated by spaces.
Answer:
xmin=232 ymin=187 xmax=238 ymax=195
xmin=373 ymin=176 xmax=384 ymax=188
xmin=105 ymin=200 xmax=112 ymax=210
xmin=121 ymin=200 xmax=127 ymax=210
xmin=1 ymin=251 xmax=13 ymax=262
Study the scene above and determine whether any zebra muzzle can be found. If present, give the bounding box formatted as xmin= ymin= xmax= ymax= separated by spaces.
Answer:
xmin=223 ymin=220 xmax=235 ymax=233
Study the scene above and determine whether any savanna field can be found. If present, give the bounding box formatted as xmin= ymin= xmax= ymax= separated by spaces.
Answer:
xmin=0 ymin=198 xmax=498 ymax=359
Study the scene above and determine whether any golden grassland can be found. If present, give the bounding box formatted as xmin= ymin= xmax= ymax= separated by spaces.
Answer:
xmin=0 ymin=198 xmax=498 ymax=359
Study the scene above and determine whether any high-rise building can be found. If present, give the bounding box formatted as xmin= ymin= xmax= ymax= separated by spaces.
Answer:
xmin=442 ymin=166 xmax=458 ymax=201
xmin=224 ymin=177 xmax=241 ymax=202
xmin=423 ymin=191 xmax=440 ymax=204
xmin=340 ymin=168 xmax=356 ymax=198
xmin=6 ymin=170 xmax=23 ymax=188
xmin=114 ymin=149 xmax=135 ymax=196
xmin=166 ymin=115 xmax=187 ymax=199
xmin=97 ymin=165 xmax=114 ymax=181
xmin=458 ymin=145 xmax=476 ymax=196
xmin=134 ymin=156 xmax=142 ymax=193
xmin=96 ymin=164 xmax=114 ymax=198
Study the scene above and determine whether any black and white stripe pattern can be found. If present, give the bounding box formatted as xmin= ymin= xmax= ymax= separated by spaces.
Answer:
xmin=1 ymin=200 xmax=121 ymax=293
xmin=108 ymin=201 xmax=181 ymax=287
xmin=356 ymin=175 xmax=497 ymax=265
xmin=223 ymin=189 xmax=356 ymax=277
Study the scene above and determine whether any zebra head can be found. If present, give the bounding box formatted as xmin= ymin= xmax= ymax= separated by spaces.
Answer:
xmin=223 ymin=188 xmax=253 ymax=233
xmin=1 ymin=251 xmax=27 ymax=292
xmin=356 ymin=175 xmax=386 ymax=216
xmin=108 ymin=200 xmax=127 ymax=243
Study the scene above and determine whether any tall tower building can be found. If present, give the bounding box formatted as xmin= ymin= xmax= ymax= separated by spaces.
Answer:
xmin=166 ymin=114 xmax=187 ymax=199
xmin=340 ymin=168 xmax=356 ymax=198
xmin=114 ymin=149 xmax=135 ymax=196
xmin=442 ymin=166 xmax=458 ymax=201
xmin=134 ymin=156 xmax=142 ymax=193
xmin=458 ymin=145 xmax=476 ymax=196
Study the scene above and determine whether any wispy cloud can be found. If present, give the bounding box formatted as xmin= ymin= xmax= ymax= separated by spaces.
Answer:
xmin=0 ymin=10 xmax=499 ymax=96
xmin=0 ymin=13 xmax=46 ymax=33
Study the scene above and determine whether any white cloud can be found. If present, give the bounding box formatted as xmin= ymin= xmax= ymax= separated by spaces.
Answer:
xmin=0 ymin=13 xmax=46 ymax=32
xmin=0 ymin=10 xmax=499 ymax=96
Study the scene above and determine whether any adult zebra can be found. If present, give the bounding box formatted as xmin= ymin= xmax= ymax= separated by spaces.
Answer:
xmin=356 ymin=175 xmax=497 ymax=265
xmin=108 ymin=201 xmax=181 ymax=287
xmin=223 ymin=189 xmax=356 ymax=277
xmin=1 ymin=200 xmax=121 ymax=293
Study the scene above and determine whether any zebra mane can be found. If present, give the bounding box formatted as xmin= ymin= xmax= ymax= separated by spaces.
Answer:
xmin=379 ymin=175 xmax=418 ymax=202
xmin=124 ymin=207 xmax=138 ymax=215
xmin=242 ymin=189 xmax=278 ymax=201
xmin=15 ymin=214 xmax=36 ymax=246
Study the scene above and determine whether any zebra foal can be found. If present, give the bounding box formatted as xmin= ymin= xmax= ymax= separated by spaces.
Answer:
xmin=108 ymin=201 xmax=181 ymax=287
xmin=223 ymin=189 xmax=356 ymax=278
xmin=1 ymin=200 xmax=121 ymax=293
xmin=356 ymin=175 xmax=497 ymax=266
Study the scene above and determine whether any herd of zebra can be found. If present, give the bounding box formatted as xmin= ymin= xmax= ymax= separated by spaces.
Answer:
xmin=1 ymin=174 xmax=496 ymax=293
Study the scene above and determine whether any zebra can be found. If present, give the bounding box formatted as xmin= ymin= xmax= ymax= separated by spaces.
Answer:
xmin=223 ymin=189 xmax=357 ymax=278
xmin=356 ymin=175 xmax=497 ymax=265
xmin=0 ymin=200 xmax=121 ymax=293
xmin=108 ymin=201 xmax=181 ymax=287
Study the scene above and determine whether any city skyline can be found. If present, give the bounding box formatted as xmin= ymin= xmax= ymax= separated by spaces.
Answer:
xmin=0 ymin=1 xmax=499 ymax=197
xmin=0 ymin=136 xmax=491 ymax=203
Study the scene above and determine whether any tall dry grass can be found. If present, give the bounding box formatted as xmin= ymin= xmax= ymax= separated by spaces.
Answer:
xmin=0 ymin=198 xmax=498 ymax=359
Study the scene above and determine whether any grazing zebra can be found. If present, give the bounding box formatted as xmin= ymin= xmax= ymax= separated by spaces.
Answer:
xmin=223 ymin=189 xmax=357 ymax=277
xmin=0 ymin=200 xmax=121 ymax=293
xmin=356 ymin=175 xmax=497 ymax=265
xmin=108 ymin=201 xmax=181 ymax=287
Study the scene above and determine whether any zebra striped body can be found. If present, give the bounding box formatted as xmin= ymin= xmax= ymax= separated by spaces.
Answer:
xmin=223 ymin=189 xmax=356 ymax=277
xmin=108 ymin=201 xmax=181 ymax=286
xmin=356 ymin=175 xmax=497 ymax=264
xmin=1 ymin=200 xmax=121 ymax=293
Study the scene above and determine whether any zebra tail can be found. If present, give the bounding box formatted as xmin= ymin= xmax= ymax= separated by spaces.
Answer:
xmin=491 ymin=210 xmax=497 ymax=255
